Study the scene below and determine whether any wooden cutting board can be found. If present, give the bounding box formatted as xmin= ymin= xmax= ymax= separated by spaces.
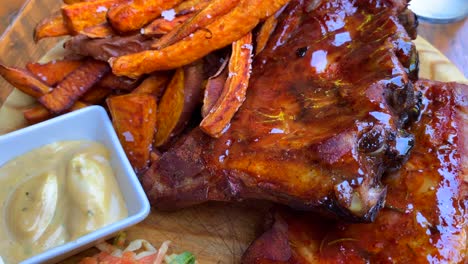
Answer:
xmin=66 ymin=37 xmax=468 ymax=263
xmin=62 ymin=37 xmax=468 ymax=264
xmin=0 ymin=1 xmax=466 ymax=263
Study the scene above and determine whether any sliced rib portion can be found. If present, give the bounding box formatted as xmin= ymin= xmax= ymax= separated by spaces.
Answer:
xmin=242 ymin=80 xmax=468 ymax=263
xmin=141 ymin=0 xmax=419 ymax=221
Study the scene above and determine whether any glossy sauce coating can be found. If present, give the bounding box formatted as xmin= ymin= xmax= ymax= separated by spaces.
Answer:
xmin=141 ymin=0 xmax=418 ymax=221
xmin=242 ymin=80 xmax=468 ymax=263
xmin=208 ymin=0 xmax=415 ymax=218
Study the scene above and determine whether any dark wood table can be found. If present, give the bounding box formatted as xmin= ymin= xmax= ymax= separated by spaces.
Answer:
xmin=1 ymin=1 xmax=467 ymax=77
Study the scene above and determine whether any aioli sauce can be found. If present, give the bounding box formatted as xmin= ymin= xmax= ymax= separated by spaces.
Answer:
xmin=0 ymin=141 xmax=128 ymax=263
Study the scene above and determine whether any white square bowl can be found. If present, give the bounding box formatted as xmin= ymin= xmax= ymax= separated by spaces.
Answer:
xmin=0 ymin=105 xmax=150 ymax=264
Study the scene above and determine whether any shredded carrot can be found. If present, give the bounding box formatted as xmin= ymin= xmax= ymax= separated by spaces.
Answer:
xmin=78 ymin=236 xmax=174 ymax=264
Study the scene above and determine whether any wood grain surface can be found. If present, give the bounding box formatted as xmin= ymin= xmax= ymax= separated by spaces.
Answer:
xmin=0 ymin=0 xmax=63 ymax=102
xmin=418 ymin=19 xmax=468 ymax=77
xmin=0 ymin=1 xmax=467 ymax=264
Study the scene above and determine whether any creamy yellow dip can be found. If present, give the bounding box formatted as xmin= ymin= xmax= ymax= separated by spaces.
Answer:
xmin=0 ymin=141 xmax=128 ymax=263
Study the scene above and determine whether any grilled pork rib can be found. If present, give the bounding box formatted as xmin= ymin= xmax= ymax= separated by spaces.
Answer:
xmin=242 ymin=80 xmax=468 ymax=263
xmin=141 ymin=0 xmax=419 ymax=221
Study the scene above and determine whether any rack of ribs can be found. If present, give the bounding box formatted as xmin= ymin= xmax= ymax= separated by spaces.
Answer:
xmin=242 ymin=80 xmax=468 ymax=263
xmin=141 ymin=0 xmax=420 ymax=222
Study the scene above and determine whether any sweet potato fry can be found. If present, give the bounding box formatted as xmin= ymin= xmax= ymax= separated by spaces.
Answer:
xmin=0 ymin=64 xmax=52 ymax=97
xmin=107 ymin=94 xmax=157 ymax=172
xmin=110 ymin=0 xmax=289 ymax=77
xmin=256 ymin=15 xmax=278 ymax=55
xmin=174 ymin=0 xmax=211 ymax=15
xmin=154 ymin=62 xmax=203 ymax=147
xmin=132 ymin=73 xmax=169 ymax=97
xmin=23 ymin=105 xmax=53 ymax=124
xmin=62 ymin=0 xmax=124 ymax=33
xmin=153 ymin=0 xmax=240 ymax=49
xmin=97 ymin=73 xmax=140 ymax=91
xmin=200 ymin=32 xmax=253 ymax=138
xmin=81 ymin=85 xmax=112 ymax=103
xmin=201 ymin=58 xmax=229 ymax=117
xmin=22 ymin=101 xmax=89 ymax=125
xmin=69 ymin=101 xmax=91 ymax=110
xmin=34 ymin=13 xmax=71 ymax=42
xmin=154 ymin=68 xmax=183 ymax=147
xmin=107 ymin=0 xmax=183 ymax=33
xmin=65 ymin=34 xmax=153 ymax=62
xmin=39 ymin=60 xmax=109 ymax=113
xmin=80 ymin=23 xmax=115 ymax=38
xmin=142 ymin=14 xmax=192 ymax=36
xmin=26 ymin=59 xmax=83 ymax=86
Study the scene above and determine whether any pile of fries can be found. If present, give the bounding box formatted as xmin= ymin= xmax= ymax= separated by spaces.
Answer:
xmin=0 ymin=0 xmax=289 ymax=172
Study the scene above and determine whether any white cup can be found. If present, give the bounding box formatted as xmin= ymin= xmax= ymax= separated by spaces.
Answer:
xmin=409 ymin=0 xmax=468 ymax=23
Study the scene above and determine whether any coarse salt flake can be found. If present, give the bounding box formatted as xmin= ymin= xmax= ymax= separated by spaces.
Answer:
xmin=96 ymin=6 xmax=108 ymax=13
xmin=122 ymin=131 xmax=135 ymax=142
xmin=241 ymin=44 xmax=253 ymax=50
xmin=161 ymin=9 xmax=176 ymax=21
